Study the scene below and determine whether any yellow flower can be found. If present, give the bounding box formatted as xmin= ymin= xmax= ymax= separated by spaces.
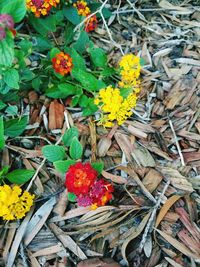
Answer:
xmin=0 ymin=185 xmax=35 ymax=220
xmin=73 ymin=1 xmax=91 ymax=16
xmin=94 ymin=86 xmax=138 ymax=127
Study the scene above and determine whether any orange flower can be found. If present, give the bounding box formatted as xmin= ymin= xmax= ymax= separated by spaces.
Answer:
xmin=26 ymin=0 xmax=60 ymax=17
xmin=85 ymin=15 xmax=98 ymax=32
xmin=73 ymin=0 xmax=90 ymax=16
xmin=52 ymin=52 xmax=73 ymax=76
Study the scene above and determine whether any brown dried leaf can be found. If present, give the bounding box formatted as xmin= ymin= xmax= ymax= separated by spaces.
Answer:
xmin=102 ymin=170 xmax=127 ymax=184
xmin=53 ymin=189 xmax=68 ymax=216
xmin=142 ymin=169 xmax=163 ymax=193
xmin=49 ymin=100 xmax=64 ymax=130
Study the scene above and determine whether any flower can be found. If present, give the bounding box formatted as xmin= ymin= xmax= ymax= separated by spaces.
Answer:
xmin=77 ymin=195 xmax=93 ymax=207
xmin=85 ymin=15 xmax=98 ymax=32
xmin=65 ymin=162 xmax=97 ymax=195
xmin=94 ymin=86 xmax=138 ymax=127
xmin=52 ymin=52 xmax=73 ymax=76
xmin=0 ymin=185 xmax=35 ymax=220
xmin=0 ymin=14 xmax=15 ymax=40
xmin=118 ymin=54 xmax=141 ymax=92
xmin=89 ymin=179 xmax=114 ymax=206
xmin=26 ymin=0 xmax=60 ymax=17
xmin=73 ymin=0 xmax=90 ymax=16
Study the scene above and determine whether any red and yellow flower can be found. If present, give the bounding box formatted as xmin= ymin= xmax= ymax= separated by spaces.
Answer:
xmin=52 ymin=52 xmax=73 ymax=76
xmin=65 ymin=162 xmax=97 ymax=195
xmin=85 ymin=15 xmax=98 ymax=33
xmin=26 ymin=0 xmax=60 ymax=17
xmin=73 ymin=0 xmax=90 ymax=16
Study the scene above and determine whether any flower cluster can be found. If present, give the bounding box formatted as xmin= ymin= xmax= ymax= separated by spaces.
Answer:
xmin=73 ymin=0 xmax=98 ymax=32
xmin=119 ymin=54 xmax=141 ymax=93
xmin=26 ymin=0 xmax=60 ymax=17
xmin=65 ymin=162 xmax=114 ymax=208
xmin=0 ymin=14 xmax=15 ymax=41
xmin=52 ymin=52 xmax=73 ymax=76
xmin=0 ymin=185 xmax=35 ymax=220
xmin=94 ymin=86 xmax=137 ymax=127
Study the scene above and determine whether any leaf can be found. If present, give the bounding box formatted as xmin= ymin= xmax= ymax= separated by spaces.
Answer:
xmin=91 ymin=162 xmax=104 ymax=175
xmin=29 ymin=15 xmax=56 ymax=36
xmin=156 ymin=229 xmax=200 ymax=259
xmin=54 ymin=159 xmax=76 ymax=174
xmin=0 ymin=117 xmax=5 ymax=150
xmin=0 ymin=101 xmax=6 ymax=110
xmin=42 ymin=145 xmax=66 ymax=162
xmin=73 ymin=31 xmax=90 ymax=54
xmin=65 ymin=47 xmax=86 ymax=71
xmin=102 ymin=170 xmax=127 ymax=184
xmin=4 ymin=69 xmax=19 ymax=89
xmin=1 ymin=0 xmax=26 ymax=22
xmin=6 ymin=169 xmax=35 ymax=184
xmin=62 ymin=127 xmax=79 ymax=147
xmin=67 ymin=192 xmax=77 ymax=202
xmin=155 ymin=195 xmax=182 ymax=228
xmin=82 ymin=99 xmax=98 ymax=116
xmin=0 ymin=32 xmax=14 ymax=67
xmin=69 ymin=137 xmax=83 ymax=160
xmin=50 ymin=47 xmax=60 ymax=60
xmin=88 ymin=47 xmax=107 ymax=68
xmin=71 ymin=68 xmax=106 ymax=91
xmin=45 ymin=84 xmax=79 ymax=99
xmin=0 ymin=166 xmax=9 ymax=178
xmin=4 ymin=116 xmax=28 ymax=137
xmin=63 ymin=6 xmax=81 ymax=25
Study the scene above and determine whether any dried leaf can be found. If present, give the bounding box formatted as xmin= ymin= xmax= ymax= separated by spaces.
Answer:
xmin=77 ymin=258 xmax=121 ymax=267
xmin=49 ymin=100 xmax=64 ymax=130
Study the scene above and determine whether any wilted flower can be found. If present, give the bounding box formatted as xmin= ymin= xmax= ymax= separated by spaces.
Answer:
xmin=52 ymin=52 xmax=73 ymax=76
xmin=0 ymin=185 xmax=35 ymax=220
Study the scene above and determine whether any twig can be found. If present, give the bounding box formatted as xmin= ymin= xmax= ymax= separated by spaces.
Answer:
xmin=19 ymin=243 xmax=29 ymax=267
xmin=138 ymin=180 xmax=170 ymax=252
xmin=168 ymin=117 xmax=185 ymax=166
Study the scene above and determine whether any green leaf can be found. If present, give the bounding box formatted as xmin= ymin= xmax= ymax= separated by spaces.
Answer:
xmin=33 ymin=36 xmax=52 ymax=52
xmin=50 ymin=47 xmax=60 ymax=60
xmin=101 ymin=67 xmax=116 ymax=77
xmin=5 ymin=105 xmax=18 ymax=116
xmin=0 ymin=117 xmax=5 ymax=150
xmin=0 ymin=101 xmax=6 ymax=110
xmin=88 ymin=47 xmax=107 ymax=68
xmin=0 ymin=32 xmax=14 ymax=67
xmin=73 ymin=31 xmax=89 ymax=54
xmin=54 ymin=159 xmax=76 ymax=174
xmin=71 ymin=68 xmax=106 ymax=91
xmin=42 ymin=145 xmax=66 ymax=162
xmin=69 ymin=137 xmax=83 ymax=160
xmin=45 ymin=84 xmax=79 ymax=99
xmin=65 ymin=47 xmax=86 ymax=71
xmin=63 ymin=7 xmax=81 ymax=25
xmin=62 ymin=127 xmax=79 ymax=147
xmin=120 ymin=88 xmax=133 ymax=98
xmin=4 ymin=69 xmax=19 ymax=89
xmin=64 ymin=23 xmax=75 ymax=45
xmin=71 ymin=95 xmax=81 ymax=107
xmin=82 ymin=99 xmax=98 ymax=116
xmin=0 ymin=166 xmax=9 ymax=178
xmin=1 ymin=0 xmax=26 ymax=22
xmin=29 ymin=15 xmax=57 ymax=36
xmin=67 ymin=192 xmax=77 ymax=202
xmin=4 ymin=116 xmax=28 ymax=137
xmin=91 ymin=162 xmax=104 ymax=175
xmin=6 ymin=169 xmax=35 ymax=184
xmin=79 ymin=95 xmax=89 ymax=108
xmin=140 ymin=58 xmax=145 ymax=66
xmin=32 ymin=77 xmax=41 ymax=91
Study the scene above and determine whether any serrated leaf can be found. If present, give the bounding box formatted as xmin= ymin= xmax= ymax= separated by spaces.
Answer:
xmin=0 ymin=32 xmax=14 ymax=67
xmin=42 ymin=145 xmax=66 ymax=162
xmin=4 ymin=69 xmax=19 ymax=89
xmin=4 ymin=116 xmax=28 ymax=137
xmin=67 ymin=192 xmax=77 ymax=202
xmin=91 ymin=162 xmax=104 ymax=175
xmin=6 ymin=169 xmax=35 ymax=184
xmin=0 ymin=117 xmax=5 ymax=150
xmin=62 ymin=127 xmax=79 ymax=147
xmin=54 ymin=159 xmax=76 ymax=174
xmin=69 ymin=137 xmax=83 ymax=160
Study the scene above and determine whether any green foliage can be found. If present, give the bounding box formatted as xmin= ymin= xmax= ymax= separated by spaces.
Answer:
xmin=4 ymin=69 xmax=20 ymax=89
xmin=4 ymin=116 xmax=28 ymax=137
xmin=6 ymin=169 xmax=35 ymax=184
xmin=88 ymin=46 xmax=107 ymax=68
xmin=62 ymin=127 xmax=79 ymax=147
xmin=91 ymin=161 xmax=104 ymax=175
xmin=67 ymin=192 xmax=77 ymax=202
xmin=63 ymin=6 xmax=81 ymax=25
xmin=0 ymin=117 xmax=5 ymax=150
xmin=0 ymin=0 xmax=26 ymax=22
xmin=54 ymin=159 xmax=76 ymax=174
xmin=42 ymin=145 xmax=66 ymax=162
xmin=0 ymin=32 xmax=14 ymax=67
xmin=69 ymin=137 xmax=83 ymax=160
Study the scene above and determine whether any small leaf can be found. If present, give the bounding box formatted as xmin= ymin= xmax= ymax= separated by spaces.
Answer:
xmin=69 ymin=137 xmax=83 ymax=160
xmin=0 ymin=166 xmax=9 ymax=178
xmin=91 ymin=162 xmax=104 ymax=175
xmin=65 ymin=47 xmax=86 ymax=71
xmin=0 ymin=117 xmax=5 ymax=150
xmin=6 ymin=169 xmax=35 ymax=184
xmin=42 ymin=145 xmax=66 ymax=162
xmin=67 ymin=192 xmax=77 ymax=202
xmin=4 ymin=116 xmax=28 ymax=137
xmin=4 ymin=69 xmax=19 ymax=89
xmin=88 ymin=47 xmax=107 ymax=68
xmin=0 ymin=32 xmax=14 ymax=67
xmin=54 ymin=159 xmax=76 ymax=174
xmin=62 ymin=127 xmax=79 ymax=147
xmin=63 ymin=6 xmax=81 ymax=25
xmin=0 ymin=101 xmax=7 ymax=110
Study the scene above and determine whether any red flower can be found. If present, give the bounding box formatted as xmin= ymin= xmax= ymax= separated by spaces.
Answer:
xmin=90 ymin=179 xmax=114 ymax=206
xmin=85 ymin=15 xmax=98 ymax=33
xmin=65 ymin=162 xmax=97 ymax=195
xmin=52 ymin=52 xmax=73 ymax=76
